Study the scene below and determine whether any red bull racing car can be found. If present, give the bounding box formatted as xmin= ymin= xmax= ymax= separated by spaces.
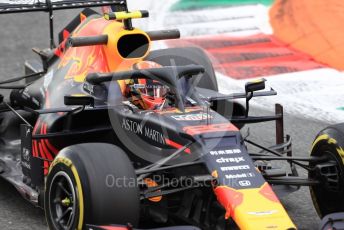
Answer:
xmin=0 ymin=1 xmax=344 ymax=230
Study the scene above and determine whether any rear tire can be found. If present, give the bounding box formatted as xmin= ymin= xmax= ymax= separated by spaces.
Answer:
xmin=146 ymin=47 xmax=218 ymax=91
xmin=45 ymin=143 xmax=140 ymax=229
xmin=309 ymin=124 xmax=344 ymax=217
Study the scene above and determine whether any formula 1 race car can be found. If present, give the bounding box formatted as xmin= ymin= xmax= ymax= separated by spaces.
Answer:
xmin=0 ymin=1 xmax=344 ymax=230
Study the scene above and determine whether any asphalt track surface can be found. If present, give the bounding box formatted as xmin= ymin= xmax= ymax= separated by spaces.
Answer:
xmin=0 ymin=10 xmax=333 ymax=230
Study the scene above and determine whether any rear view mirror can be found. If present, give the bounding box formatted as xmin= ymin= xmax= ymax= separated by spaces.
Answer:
xmin=64 ymin=94 xmax=94 ymax=106
xmin=245 ymin=79 xmax=266 ymax=93
xmin=244 ymin=78 xmax=266 ymax=117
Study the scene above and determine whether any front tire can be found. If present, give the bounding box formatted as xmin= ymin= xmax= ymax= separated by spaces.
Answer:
xmin=45 ymin=143 xmax=140 ymax=229
xmin=309 ymin=124 xmax=344 ymax=217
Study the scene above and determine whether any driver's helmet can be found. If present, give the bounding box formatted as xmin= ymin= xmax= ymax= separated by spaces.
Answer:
xmin=124 ymin=61 xmax=170 ymax=110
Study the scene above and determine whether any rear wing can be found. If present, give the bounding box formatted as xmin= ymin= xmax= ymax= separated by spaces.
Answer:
xmin=0 ymin=0 xmax=126 ymax=14
xmin=0 ymin=0 xmax=127 ymax=48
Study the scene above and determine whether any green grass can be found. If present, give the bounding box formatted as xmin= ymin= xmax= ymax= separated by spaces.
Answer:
xmin=171 ymin=0 xmax=274 ymax=11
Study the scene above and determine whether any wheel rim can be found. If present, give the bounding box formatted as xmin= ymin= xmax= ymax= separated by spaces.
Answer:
xmin=312 ymin=150 xmax=343 ymax=192
xmin=310 ymin=147 xmax=344 ymax=216
xmin=49 ymin=171 xmax=77 ymax=230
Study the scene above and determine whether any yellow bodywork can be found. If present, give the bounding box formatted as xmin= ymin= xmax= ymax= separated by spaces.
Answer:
xmin=215 ymin=183 xmax=296 ymax=230
xmin=233 ymin=186 xmax=296 ymax=229
xmin=104 ymin=11 xmax=146 ymax=20
xmin=59 ymin=16 xmax=151 ymax=84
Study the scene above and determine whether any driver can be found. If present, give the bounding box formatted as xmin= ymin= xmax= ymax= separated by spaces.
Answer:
xmin=123 ymin=61 xmax=170 ymax=110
